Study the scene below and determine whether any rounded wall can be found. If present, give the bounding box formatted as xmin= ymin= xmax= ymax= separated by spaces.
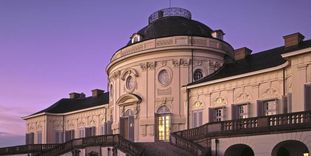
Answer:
xmin=107 ymin=36 xmax=232 ymax=142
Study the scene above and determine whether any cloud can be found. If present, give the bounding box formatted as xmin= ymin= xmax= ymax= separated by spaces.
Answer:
xmin=0 ymin=132 xmax=24 ymax=147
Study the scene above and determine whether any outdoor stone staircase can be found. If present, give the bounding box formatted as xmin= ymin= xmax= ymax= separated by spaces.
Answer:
xmin=136 ymin=142 xmax=194 ymax=156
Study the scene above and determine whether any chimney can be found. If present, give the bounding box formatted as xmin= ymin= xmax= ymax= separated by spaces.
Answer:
xmin=69 ymin=92 xmax=85 ymax=99
xmin=234 ymin=47 xmax=252 ymax=61
xmin=283 ymin=32 xmax=305 ymax=48
xmin=92 ymin=89 xmax=105 ymax=97
xmin=212 ymin=29 xmax=225 ymax=40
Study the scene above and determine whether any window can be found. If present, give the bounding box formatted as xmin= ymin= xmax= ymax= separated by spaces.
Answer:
xmin=264 ymin=100 xmax=277 ymax=116
xmin=65 ymin=130 xmax=75 ymax=142
xmin=257 ymin=99 xmax=277 ymax=116
xmin=131 ymin=34 xmax=141 ymax=44
xmin=215 ymin=108 xmax=223 ymax=121
xmin=158 ymin=69 xmax=171 ymax=86
xmin=109 ymin=84 xmax=113 ymax=98
xmin=79 ymin=128 xmax=85 ymax=138
xmin=26 ymin=132 xmax=34 ymax=144
xmin=209 ymin=107 xmax=225 ymax=122
xmin=232 ymin=104 xmax=249 ymax=119
xmin=55 ymin=131 xmax=63 ymax=143
xmin=101 ymin=124 xmax=106 ymax=135
xmin=192 ymin=110 xmax=203 ymax=128
xmin=126 ymin=76 xmax=135 ymax=90
xmin=85 ymin=127 xmax=96 ymax=137
xmin=305 ymin=84 xmax=311 ymax=110
xmin=37 ymin=131 xmax=42 ymax=144
xmin=193 ymin=69 xmax=203 ymax=81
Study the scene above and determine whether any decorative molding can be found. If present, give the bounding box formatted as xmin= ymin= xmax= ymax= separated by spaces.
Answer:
xmin=173 ymin=58 xmax=191 ymax=67
xmin=155 ymin=97 xmax=173 ymax=111
xmin=157 ymin=87 xmax=172 ymax=95
xmin=140 ymin=62 xmax=157 ymax=71
xmin=121 ymin=68 xmax=139 ymax=80
xmin=192 ymin=101 xmax=204 ymax=110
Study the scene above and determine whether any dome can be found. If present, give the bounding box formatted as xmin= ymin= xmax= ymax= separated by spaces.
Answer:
xmin=128 ymin=8 xmax=213 ymax=45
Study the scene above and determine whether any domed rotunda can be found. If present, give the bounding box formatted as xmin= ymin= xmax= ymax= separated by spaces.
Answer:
xmin=106 ymin=7 xmax=234 ymax=142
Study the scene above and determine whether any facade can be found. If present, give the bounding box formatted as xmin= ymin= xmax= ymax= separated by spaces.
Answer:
xmin=20 ymin=7 xmax=311 ymax=156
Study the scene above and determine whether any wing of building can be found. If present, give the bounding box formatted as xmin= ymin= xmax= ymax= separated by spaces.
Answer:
xmin=15 ymin=7 xmax=311 ymax=156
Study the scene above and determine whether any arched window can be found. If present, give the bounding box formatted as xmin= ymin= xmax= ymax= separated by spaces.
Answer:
xmin=157 ymin=106 xmax=170 ymax=114
xmin=131 ymin=34 xmax=142 ymax=44
xmin=193 ymin=69 xmax=203 ymax=81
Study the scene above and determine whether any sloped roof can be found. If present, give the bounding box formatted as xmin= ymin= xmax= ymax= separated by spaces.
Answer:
xmin=189 ymin=39 xmax=311 ymax=86
xmin=32 ymin=92 xmax=109 ymax=115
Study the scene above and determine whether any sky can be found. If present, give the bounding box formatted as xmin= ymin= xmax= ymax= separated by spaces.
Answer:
xmin=0 ymin=0 xmax=311 ymax=147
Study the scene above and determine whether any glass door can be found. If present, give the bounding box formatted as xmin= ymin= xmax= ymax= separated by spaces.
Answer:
xmin=158 ymin=114 xmax=171 ymax=141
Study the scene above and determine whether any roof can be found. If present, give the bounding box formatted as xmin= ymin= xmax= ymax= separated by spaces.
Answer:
xmin=127 ymin=16 xmax=213 ymax=45
xmin=189 ymin=39 xmax=311 ymax=86
xmin=31 ymin=92 xmax=109 ymax=115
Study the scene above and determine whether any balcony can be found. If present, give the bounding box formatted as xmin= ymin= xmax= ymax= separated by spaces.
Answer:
xmin=170 ymin=110 xmax=311 ymax=156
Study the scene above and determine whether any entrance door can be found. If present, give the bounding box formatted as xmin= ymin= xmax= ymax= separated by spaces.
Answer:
xmin=120 ymin=110 xmax=134 ymax=141
xmin=155 ymin=106 xmax=171 ymax=142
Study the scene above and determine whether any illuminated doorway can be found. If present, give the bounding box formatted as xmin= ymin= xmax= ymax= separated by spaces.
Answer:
xmin=120 ymin=109 xmax=134 ymax=141
xmin=155 ymin=106 xmax=171 ymax=142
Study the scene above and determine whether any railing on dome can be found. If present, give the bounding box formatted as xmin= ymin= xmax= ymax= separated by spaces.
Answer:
xmin=170 ymin=110 xmax=311 ymax=156
xmin=148 ymin=7 xmax=192 ymax=23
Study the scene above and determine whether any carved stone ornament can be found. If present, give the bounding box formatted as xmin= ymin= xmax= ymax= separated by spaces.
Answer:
xmin=140 ymin=63 xmax=148 ymax=71
xmin=140 ymin=62 xmax=157 ymax=71
xmin=215 ymin=97 xmax=227 ymax=105
xmin=147 ymin=62 xmax=157 ymax=70
xmin=172 ymin=59 xmax=180 ymax=67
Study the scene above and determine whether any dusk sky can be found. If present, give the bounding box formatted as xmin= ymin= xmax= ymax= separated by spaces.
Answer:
xmin=0 ymin=0 xmax=311 ymax=147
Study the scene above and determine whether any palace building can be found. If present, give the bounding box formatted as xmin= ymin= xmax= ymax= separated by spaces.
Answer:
xmin=2 ymin=7 xmax=311 ymax=156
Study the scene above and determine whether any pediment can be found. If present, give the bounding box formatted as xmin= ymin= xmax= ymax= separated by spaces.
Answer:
xmin=116 ymin=93 xmax=142 ymax=106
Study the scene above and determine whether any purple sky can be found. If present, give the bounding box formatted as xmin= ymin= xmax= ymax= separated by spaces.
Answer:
xmin=0 ymin=0 xmax=310 ymax=147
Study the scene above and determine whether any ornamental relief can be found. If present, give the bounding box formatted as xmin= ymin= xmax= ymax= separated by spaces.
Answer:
xmin=66 ymin=120 xmax=75 ymax=129
xmin=260 ymin=87 xmax=279 ymax=99
xmin=87 ymin=116 xmax=96 ymax=126
xmin=120 ymin=104 xmax=140 ymax=118
xmin=77 ymin=118 xmax=86 ymax=127
xmin=54 ymin=120 xmax=63 ymax=129
xmin=211 ymin=92 xmax=228 ymax=106
xmin=110 ymin=70 xmax=121 ymax=80
xmin=172 ymin=58 xmax=191 ymax=67
xmin=235 ymin=92 xmax=252 ymax=104
xmin=155 ymin=97 xmax=173 ymax=112
xmin=140 ymin=62 xmax=157 ymax=71
xmin=121 ymin=68 xmax=139 ymax=80
xmin=192 ymin=101 xmax=204 ymax=110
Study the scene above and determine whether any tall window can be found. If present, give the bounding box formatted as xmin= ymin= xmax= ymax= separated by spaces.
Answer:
xmin=37 ymin=131 xmax=42 ymax=144
xmin=305 ymin=84 xmax=311 ymax=110
xmin=85 ymin=127 xmax=96 ymax=137
xmin=257 ymin=99 xmax=277 ymax=116
xmin=79 ymin=128 xmax=85 ymax=138
xmin=65 ymin=130 xmax=75 ymax=142
xmin=209 ymin=107 xmax=225 ymax=122
xmin=101 ymin=124 xmax=106 ymax=135
xmin=55 ymin=131 xmax=63 ymax=143
xmin=264 ymin=100 xmax=277 ymax=116
xmin=232 ymin=104 xmax=249 ymax=119
xmin=193 ymin=69 xmax=203 ymax=81
xmin=26 ymin=132 xmax=34 ymax=144
xmin=192 ymin=110 xmax=203 ymax=128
